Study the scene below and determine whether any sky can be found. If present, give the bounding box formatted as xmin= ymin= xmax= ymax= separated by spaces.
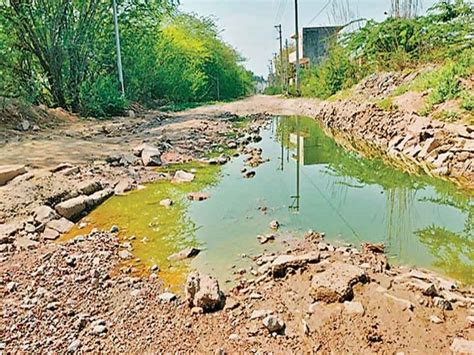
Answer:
xmin=179 ymin=0 xmax=438 ymax=76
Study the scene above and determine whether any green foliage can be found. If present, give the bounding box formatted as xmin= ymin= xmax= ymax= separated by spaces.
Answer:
xmin=300 ymin=0 xmax=474 ymax=100
xmin=376 ymin=97 xmax=398 ymax=112
xmin=0 ymin=2 xmax=254 ymax=117
xmin=263 ymin=85 xmax=283 ymax=95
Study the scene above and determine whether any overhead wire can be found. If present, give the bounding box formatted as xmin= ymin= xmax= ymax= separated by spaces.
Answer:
xmin=306 ymin=0 xmax=333 ymax=26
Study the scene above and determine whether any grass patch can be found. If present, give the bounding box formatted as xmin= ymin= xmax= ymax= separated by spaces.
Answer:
xmin=376 ymin=97 xmax=398 ymax=112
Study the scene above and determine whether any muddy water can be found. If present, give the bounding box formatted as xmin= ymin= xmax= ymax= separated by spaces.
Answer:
xmin=190 ymin=116 xmax=473 ymax=284
xmin=68 ymin=116 xmax=473 ymax=287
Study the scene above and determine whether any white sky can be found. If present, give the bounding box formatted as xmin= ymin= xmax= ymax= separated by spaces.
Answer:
xmin=179 ymin=0 xmax=438 ymax=76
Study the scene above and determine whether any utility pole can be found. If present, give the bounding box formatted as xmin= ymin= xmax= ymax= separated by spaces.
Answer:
xmin=285 ymin=39 xmax=289 ymax=94
xmin=294 ymin=0 xmax=301 ymax=95
xmin=275 ymin=24 xmax=284 ymax=91
xmin=112 ymin=0 xmax=125 ymax=96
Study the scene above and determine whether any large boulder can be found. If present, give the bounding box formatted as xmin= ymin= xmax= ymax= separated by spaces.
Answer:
xmin=46 ymin=218 xmax=74 ymax=234
xmin=271 ymin=252 xmax=320 ymax=277
xmin=185 ymin=272 xmax=225 ymax=312
xmin=311 ymin=262 xmax=368 ymax=303
xmin=55 ymin=196 xmax=88 ymax=220
xmin=141 ymin=145 xmax=162 ymax=166
xmin=85 ymin=189 xmax=113 ymax=209
xmin=0 ymin=165 xmax=26 ymax=186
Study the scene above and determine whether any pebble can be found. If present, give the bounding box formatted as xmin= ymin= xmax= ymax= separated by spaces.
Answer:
xmin=7 ymin=281 xmax=17 ymax=292
xmin=110 ymin=225 xmax=119 ymax=233
xmin=228 ymin=333 xmax=239 ymax=341
xmin=158 ymin=292 xmax=177 ymax=302
xmin=263 ymin=315 xmax=285 ymax=333
xmin=67 ymin=340 xmax=81 ymax=352
xmin=269 ymin=220 xmax=279 ymax=230
xmin=430 ymin=315 xmax=443 ymax=324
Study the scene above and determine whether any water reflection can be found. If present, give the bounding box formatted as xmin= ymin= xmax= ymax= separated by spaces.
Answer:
xmin=275 ymin=116 xmax=473 ymax=282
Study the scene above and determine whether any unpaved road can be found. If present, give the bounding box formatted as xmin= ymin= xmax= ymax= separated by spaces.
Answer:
xmin=0 ymin=95 xmax=317 ymax=169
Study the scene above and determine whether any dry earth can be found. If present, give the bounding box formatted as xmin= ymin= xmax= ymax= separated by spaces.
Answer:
xmin=1 ymin=92 xmax=473 ymax=353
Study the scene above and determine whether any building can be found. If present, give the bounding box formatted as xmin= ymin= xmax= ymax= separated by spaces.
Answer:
xmin=289 ymin=25 xmax=341 ymax=71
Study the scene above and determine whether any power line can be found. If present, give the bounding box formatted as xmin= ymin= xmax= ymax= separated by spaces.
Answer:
xmin=306 ymin=0 xmax=332 ymax=26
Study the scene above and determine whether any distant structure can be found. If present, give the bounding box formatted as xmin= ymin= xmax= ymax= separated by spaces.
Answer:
xmin=288 ymin=25 xmax=341 ymax=84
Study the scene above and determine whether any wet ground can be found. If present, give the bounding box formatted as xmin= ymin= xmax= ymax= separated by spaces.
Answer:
xmin=66 ymin=116 xmax=473 ymax=287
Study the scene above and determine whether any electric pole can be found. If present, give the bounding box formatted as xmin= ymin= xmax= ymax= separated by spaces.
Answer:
xmin=294 ymin=0 xmax=301 ymax=95
xmin=285 ymin=39 xmax=289 ymax=93
xmin=275 ymin=24 xmax=284 ymax=91
xmin=113 ymin=0 xmax=125 ymax=96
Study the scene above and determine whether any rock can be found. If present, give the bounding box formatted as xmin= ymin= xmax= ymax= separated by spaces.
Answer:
xmin=47 ymin=218 xmax=74 ymax=234
xmin=141 ymin=145 xmax=162 ymax=166
xmin=118 ymin=250 xmax=133 ymax=260
xmin=418 ymin=138 xmax=441 ymax=159
xmin=33 ymin=205 xmax=58 ymax=224
xmin=243 ymin=170 xmax=256 ymax=178
xmin=114 ymin=179 xmax=133 ymax=195
xmin=228 ymin=333 xmax=239 ymax=341
xmin=91 ymin=324 xmax=107 ymax=335
xmin=311 ymin=262 xmax=367 ymax=303
xmin=272 ymin=252 xmax=320 ymax=277
xmin=384 ymin=293 xmax=415 ymax=311
xmin=409 ymin=279 xmax=438 ymax=297
xmin=6 ymin=281 xmax=17 ymax=292
xmin=185 ymin=272 xmax=225 ymax=312
xmin=250 ymin=309 xmax=272 ymax=320
xmin=168 ymin=247 xmax=200 ymax=261
xmin=67 ymin=339 xmax=81 ymax=352
xmin=159 ymin=199 xmax=173 ymax=207
xmin=257 ymin=234 xmax=275 ymax=244
xmin=20 ymin=119 xmax=30 ymax=131
xmin=224 ymin=297 xmax=240 ymax=311
xmin=77 ymin=181 xmax=102 ymax=195
xmin=467 ymin=315 xmax=474 ymax=326
xmin=0 ymin=165 xmax=26 ymax=186
xmin=450 ymin=338 xmax=474 ymax=354
xmin=187 ymin=192 xmax=209 ymax=201
xmin=110 ymin=225 xmax=119 ymax=233
xmin=429 ymin=315 xmax=443 ymax=324
xmin=85 ymin=189 xmax=113 ymax=209
xmin=262 ymin=315 xmax=285 ymax=333
xmin=433 ymin=296 xmax=453 ymax=310
xmin=158 ymin=292 xmax=177 ymax=303
xmin=269 ymin=220 xmax=279 ymax=230
xmin=191 ymin=306 xmax=204 ymax=315
xmin=55 ymin=196 xmax=88 ymax=220
xmin=14 ymin=236 xmax=39 ymax=249
xmin=344 ymin=301 xmax=365 ymax=315
xmin=42 ymin=227 xmax=60 ymax=241
xmin=172 ymin=170 xmax=195 ymax=183
xmin=150 ymin=264 xmax=159 ymax=272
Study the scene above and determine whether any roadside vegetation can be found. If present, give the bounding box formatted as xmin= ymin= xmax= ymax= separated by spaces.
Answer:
xmin=0 ymin=1 xmax=254 ymax=117
xmin=299 ymin=0 xmax=473 ymax=121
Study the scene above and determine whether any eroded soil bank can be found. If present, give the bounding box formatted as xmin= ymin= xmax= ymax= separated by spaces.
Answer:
xmin=1 ymin=95 xmax=473 ymax=353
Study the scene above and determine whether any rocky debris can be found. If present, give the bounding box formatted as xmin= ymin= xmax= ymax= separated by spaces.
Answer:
xmin=114 ymin=178 xmax=134 ymax=195
xmin=311 ymin=262 xmax=367 ymax=302
xmin=187 ymin=192 xmax=209 ymax=201
xmin=159 ymin=198 xmax=173 ymax=207
xmin=118 ymin=250 xmax=133 ymax=260
xmin=158 ymin=292 xmax=177 ymax=303
xmin=185 ymin=272 xmax=225 ymax=312
xmin=172 ymin=170 xmax=195 ymax=183
xmin=430 ymin=315 xmax=443 ymax=324
xmin=316 ymin=98 xmax=474 ymax=188
xmin=141 ymin=145 xmax=162 ymax=166
xmin=450 ymin=338 xmax=474 ymax=354
xmin=168 ymin=247 xmax=201 ymax=261
xmin=262 ymin=315 xmax=285 ymax=333
xmin=0 ymin=165 xmax=26 ymax=186
xmin=42 ymin=228 xmax=60 ymax=241
xmin=271 ymin=252 xmax=320 ymax=277
xmin=433 ymin=296 xmax=453 ymax=310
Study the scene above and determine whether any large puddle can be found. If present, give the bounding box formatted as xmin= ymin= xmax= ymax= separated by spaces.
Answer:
xmin=65 ymin=116 xmax=474 ymax=286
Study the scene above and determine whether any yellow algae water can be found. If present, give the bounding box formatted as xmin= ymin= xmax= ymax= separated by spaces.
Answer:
xmin=61 ymin=162 xmax=220 ymax=288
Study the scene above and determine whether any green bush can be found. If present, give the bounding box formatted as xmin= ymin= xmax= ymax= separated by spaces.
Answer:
xmin=263 ymin=85 xmax=283 ymax=95
xmin=80 ymin=76 xmax=127 ymax=117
